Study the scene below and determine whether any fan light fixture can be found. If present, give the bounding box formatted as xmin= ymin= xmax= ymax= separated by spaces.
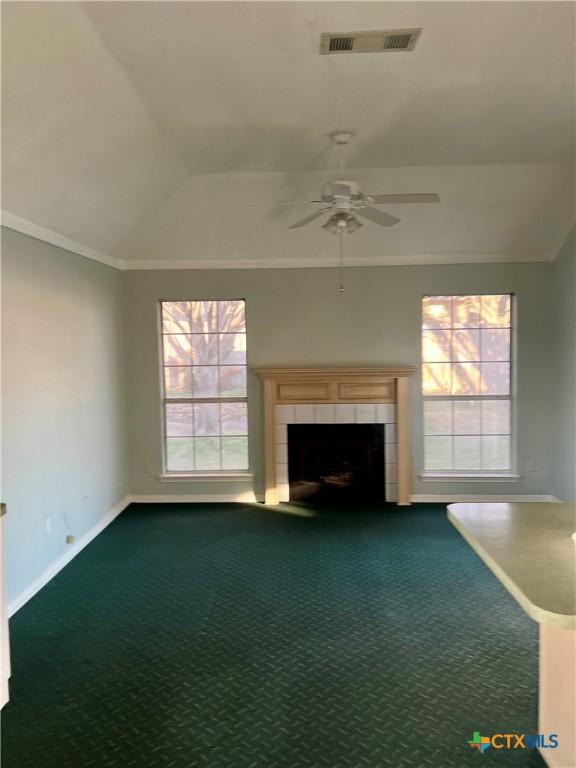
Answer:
xmin=322 ymin=212 xmax=362 ymax=235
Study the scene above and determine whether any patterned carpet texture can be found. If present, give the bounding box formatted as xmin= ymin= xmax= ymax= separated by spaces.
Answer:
xmin=3 ymin=502 xmax=545 ymax=767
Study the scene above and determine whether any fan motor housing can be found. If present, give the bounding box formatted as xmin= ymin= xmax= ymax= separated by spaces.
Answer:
xmin=322 ymin=180 xmax=361 ymax=200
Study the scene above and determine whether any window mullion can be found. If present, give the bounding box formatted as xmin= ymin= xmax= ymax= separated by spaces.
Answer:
xmin=216 ymin=328 xmax=222 ymax=470
xmin=449 ymin=303 xmax=455 ymax=471
xmin=479 ymin=399 xmax=484 ymax=469
xmin=192 ymin=394 xmax=197 ymax=472
xmin=164 ymin=397 xmax=247 ymax=404
xmin=423 ymin=394 xmax=510 ymax=402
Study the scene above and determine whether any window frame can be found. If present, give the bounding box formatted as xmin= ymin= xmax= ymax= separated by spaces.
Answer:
xmin=420 ymin=293 xmax=518 ymax=479
xmin=158 ymin=298 xmax=250 ymax=478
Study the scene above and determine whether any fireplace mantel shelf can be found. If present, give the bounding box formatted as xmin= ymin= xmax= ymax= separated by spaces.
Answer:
xmin=255 ymin=366 xmax=415 ymax=506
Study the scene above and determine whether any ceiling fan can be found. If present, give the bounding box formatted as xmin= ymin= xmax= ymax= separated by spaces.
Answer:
xmin=286 ymin=132 xmax=440 ymax=234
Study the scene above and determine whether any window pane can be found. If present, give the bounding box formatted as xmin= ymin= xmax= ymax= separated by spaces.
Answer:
xmin=222 ymin=436 xmax=249 ymax=470
xmin=192 ymin=366 xmax=219 ymax=397
xmin=220 ymin=366 xmax=247 ymax=397
xmin=482 ymin=400 xmax=510 ymax=434
xmin=423 ymin=296 xmax=452 ymax=329
xmin=191 ymin=334 xmax=219 ymax=365
xmin=221 ymin=402 xmax=248 ymax=435
xmin=481 ymin=295 xmax=510 ymax=328
xmin=424 ymin=436 xmax=452 ymax=469
xmin=163 ymin=335 xmax=192 ymax=366
xmin=421 ymin=295 xmax=513 ymax=474
xmin=162 ymin=300 xmax=247 ymax=475
xmin=165 ymin=404 xmax=193 ymax=437
xmin=219 ymin=333 xmax=246 ymax=365
xmin=422 ymin=363 xmax=451 ymax=395
xmin=452 ymin=362 xmax=480 ymax=395
xmin=164 ymin=367 xmax=193 ymax=398
xmin=480 ymin=362 xmax=510 ymax=395
xmin=194 ymin=437 xmax=221 ymax=470
xmin=453 ymin=296 xmax=480 ymax=328
xmin=162 ymin=302 xmax=191 ymax=334
xmin=422 ymin=330 xmax=451 ymax=362
xmin=452 ymin=329 xmax=479 ymax=362
xmin=193 ymin=403 xmax=220 ymax=436
xmin=481 ymin=329 xmax=510 ymax=362
xmin=218 ymin=300 xmax=246 ymax=333
xmin=482 ymin=436 xmax=511 ymax=469
xmin=166 ymin=438 xmax=195 ymax=471
xmin=424 ymin=401 xmax=452 ymax=435
xmin=454 ymin=436 xmax=481 ymax=469
xmin=191 ymin=301 xmax=218 ymax=333
xmin=453 ymin=401 xmax=481 ymax=434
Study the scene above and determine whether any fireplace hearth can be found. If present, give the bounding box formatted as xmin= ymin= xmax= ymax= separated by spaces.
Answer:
xmin=288 ymin=424 xmax=385 ymax=503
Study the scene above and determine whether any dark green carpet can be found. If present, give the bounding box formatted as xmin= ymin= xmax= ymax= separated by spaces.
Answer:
xmin=3 ymin=503 xmax=545 ymax=767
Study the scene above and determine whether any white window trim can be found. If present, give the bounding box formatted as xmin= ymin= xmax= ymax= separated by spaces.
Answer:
xmin=420 ymin=294 xmax=516 ymax=479
xmin=159 ymin=299 xmax=249 ymax=476
xmin=158 ymin=472 xmax=253 ymax=482
xmin=419 ymin=472 xmax=521 ymax=483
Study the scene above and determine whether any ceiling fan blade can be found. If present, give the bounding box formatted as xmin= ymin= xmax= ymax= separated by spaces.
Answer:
xmin=289 ymin=209 xmax=330 ymax=229
xmin=355 ymin=207 xmax=400 ymax=227
xmin=367 ymin=193 xmax=440 ymax=205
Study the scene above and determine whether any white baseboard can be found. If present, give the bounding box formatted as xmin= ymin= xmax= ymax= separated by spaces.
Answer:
xmin=0 ymin=678 xmax=9 ymax=710
xmin=6 ymin=492 xmax=261 ymax=617
xmin=7 ymin=495 xmax=131 ymax=618
xmin=411 ymin=494 xmax=563 ymax=503
xmin=129 ymin=492 xmax=258 ymax=504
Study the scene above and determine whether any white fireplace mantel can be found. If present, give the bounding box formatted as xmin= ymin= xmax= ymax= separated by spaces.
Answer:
xmin=255 ymin=367 xmax=416 ymax=506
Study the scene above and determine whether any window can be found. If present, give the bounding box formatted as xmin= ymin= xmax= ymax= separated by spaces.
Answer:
xmin=421 ymin=294 xmax=513 ymax=473
xmin=160 ymin=300 xmax=248 ymax=473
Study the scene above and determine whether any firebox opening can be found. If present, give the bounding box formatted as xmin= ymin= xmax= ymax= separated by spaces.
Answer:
xmin=287 ymin=423 xmax=385 ymax=504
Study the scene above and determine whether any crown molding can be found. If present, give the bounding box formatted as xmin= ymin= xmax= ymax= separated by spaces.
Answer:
xmin=548 ymin=224 xmax=576 ymax=263
xmin=122 ymin=251 xmax=552 ymax=270
xmin=1 ymin=211 xmax=554 ymax=270
xmin=1 ymin=211 xmax=122 ymax=270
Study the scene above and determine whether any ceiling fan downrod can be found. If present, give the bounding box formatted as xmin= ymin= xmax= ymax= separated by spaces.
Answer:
xmin=338 ymin=230 xmax=345 ymax=294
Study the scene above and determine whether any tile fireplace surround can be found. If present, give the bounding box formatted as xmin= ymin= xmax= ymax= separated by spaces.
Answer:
xmin=255 ymin=368 xmax=416 ymax=505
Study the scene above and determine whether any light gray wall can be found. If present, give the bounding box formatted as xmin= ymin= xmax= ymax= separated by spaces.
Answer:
xmin=550 ymin=228 xmax=576 ymax=501
xmin=125 ymin=261 xmax=555 ymax=500
xmin=1 ymin=228 xmax=128 ymax=606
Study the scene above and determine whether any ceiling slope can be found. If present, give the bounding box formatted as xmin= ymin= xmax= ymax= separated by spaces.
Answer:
xmin=121 ymin=162 xmax=575 ymax=268
xmin=1 ymin=1 xmax=574 ymax=267
xmin=84 ymin=0 xmax=575 ymax=172
xmin=1 ymin=1 xmax=187 ymax=256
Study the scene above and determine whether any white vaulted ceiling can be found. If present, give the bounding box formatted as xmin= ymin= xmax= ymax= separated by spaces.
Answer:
xmin=1 ymin=1 xmax=574 ymax=268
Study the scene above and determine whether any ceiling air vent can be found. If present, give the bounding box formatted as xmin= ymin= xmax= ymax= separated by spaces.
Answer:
xmin=383 ymin=32 xmax=416 ymax=50
xmin=329 ymin=36 xmax=354 ymax=52
xmin=320 ymin=28 xmax=421 ymax=55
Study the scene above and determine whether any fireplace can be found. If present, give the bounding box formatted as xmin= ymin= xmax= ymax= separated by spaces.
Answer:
xmin=255 ymin=367 xmax=415 ymax=505
xmin=288 ymin=423 xmax=385 ymax=503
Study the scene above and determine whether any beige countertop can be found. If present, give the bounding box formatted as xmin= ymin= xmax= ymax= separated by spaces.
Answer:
xmin=448 ymin=502 xmax=576 ymax=629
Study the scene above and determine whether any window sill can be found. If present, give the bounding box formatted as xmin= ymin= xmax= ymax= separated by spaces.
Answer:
xmin=419 ymin=472 xmax=521 ymax=483
xmin=159 ymin=472 xmax=253 ymax=483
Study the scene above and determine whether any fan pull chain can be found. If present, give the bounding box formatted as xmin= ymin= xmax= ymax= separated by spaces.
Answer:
xmin=338 ymin=231 xmax=345 ymax=293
